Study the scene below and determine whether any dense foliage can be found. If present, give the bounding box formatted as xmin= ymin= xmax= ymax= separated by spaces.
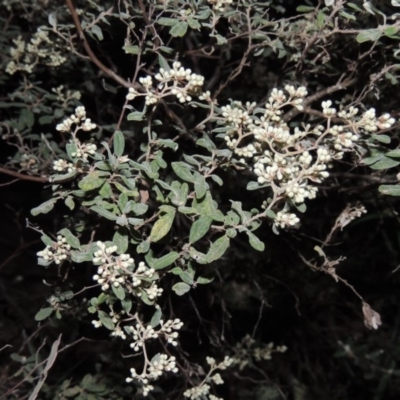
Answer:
xmin=1 ymin=0 xmax=400 ymax=399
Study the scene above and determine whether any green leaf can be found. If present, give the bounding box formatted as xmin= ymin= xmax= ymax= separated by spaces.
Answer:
xmin=137 ymin=240 xmax=150 ymax=254
xmin=150 ymin=211 xmax=176 ymax=242
xmin=20 ymin=108 xmax=34 ymax=128
xmin=372 ymin=134 xmax=391 ymax=144
xmin=113 ymin=229 xmax=129 ymax=253
xmin=296 ymin=5 xmax=315 ymax=12
xmin=112 ymin=284 xmax=125 ymax=300
xmin=99 ymin=181 xmax=112 ymax=198
xmin=316 ymin=11 xmax=325 ymax=29
xmin=197 ymin=134 xmax=216 ymax=152
xmin=123 ymin=45 xmax=140 ymax=54
xmin=170 ymin=21 xmax=188 ymax=37
xmin=58 ymin=228 xmax=80 ymax=248
xmin=121 ymin=298 xmax=132 ymax=313
xmin=78 ymin=172 xmax=106 ymax=191
xmin=187 ymin=16 xmax=201 ymax=30
xmin=157 ymin=138 xmax=178 ymax=150
xmin=65 ymin=196 xmax=75 ymax=210
xmin=247 ymin=181 xmax=268 ymax=190
xmin=192 ymin=191 xmax=223 ymax=220
xmin=246 ymin=231 xmax=265 ymax=251
xmin=207 ymin=235 xmax=230 ymax=263
xmin=41 ymin=234 xmax=54 ymax=247
xmin=158 ymin=53 xmax=171 ymax=71
xmin=363 ymin=154 xmax=384 ymax=166
xmin=90 ymin=206 xmax=118 ymax=221
xmin=189 ymin=216 xmax=213 ymax=244
xmin=113 ymin=131 xmax=125 ymax=157
xmin=31 ymin=199 xmax=56 ymax=216
xmin=213 ymin=34 xmax=228 ymax=45
xmin=210 ymin=174 xmax=223 ymax=186
xmin=71 ymin=250 xmax=93 ymax=263
xmin=339 ymin=10 xmax=356 ymax=20
xmin=386 ymin=149 xmax=400 ymax=158
xmin=152 ymin=251 xmax=179 ymax=270
xmin=189 ymin=247 xmax=208 ymax=264
xmin=171 ymin=162 xmax=195 ymax=182
xmin=118 ymin=192 xmax=129 ymax=212
xmin=384 ymin=26 xmax=398 ymax=37
xmin=379 ymin=185 xmax=400 ymax=196
xmin=194 ymin=174 xmax=208 ymax=199
xmin=91 ymin=25 xmax=103 ymax=41
xmin=197 ymin=276 xmax=214 ymax=284
xmin=369 ymin=157 xmax=400 ymax=170
xmin=157 ymin=17 xmax=177 ymax=26
xmin=178 ymin=271 xmax=194 ymax=285
xmin=356 ymin=29 xmax=382 ymax=43
xmin=127 ymin=111 xmax=143 ymax=121
xmin=35 ymin=307 xmax=53 ymax=321
xmin=150 ymin=308 xmax=162 ymax=327
xmin=172 ymin=282 xmax=191 ymax=296
xmin=98 ymin=311 xmax=115 ymax=330
xmin=132 ymin=203 xmax=148 ymax=215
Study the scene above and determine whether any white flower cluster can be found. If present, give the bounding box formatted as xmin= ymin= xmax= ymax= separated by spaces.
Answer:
xmin=274 ymin=210 xmax=300 ymax=229
xmin=207 ymin=0 xmax=233 ymax=11
xmin=183 ymin=356 xmax=233 ymax=400
xmin=52 ymin=106 xmax=97 ymax=171
xmin=53 ymin=159 xmax=75 ymax=173
xmin=126 ymin=354 xmax=178 ymax=396
xmin=6 ymin=28 xmax=66 ymax=75
xmin=92 ymin=241 xmax=162 ymax=300
xmin=126 ymin=61 xmax=205 ymax=105
xmin=56 ymin=106 xmax=96 ymax=132
xmin=37 ymin=235 xmax=71 ymax=264
xmin=231 ymin=335 xmax=287 ymax=371
xmin=215 ymin=85 xmax=396 ymax=229
xmin=127 ymin=318 xmax=183 ymax=352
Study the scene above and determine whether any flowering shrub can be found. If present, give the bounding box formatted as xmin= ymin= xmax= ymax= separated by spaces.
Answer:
xmin=2 ymin=0 xmax=400 ymax=399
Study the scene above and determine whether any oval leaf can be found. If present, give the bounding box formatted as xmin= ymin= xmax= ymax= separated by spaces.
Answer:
xmin=150 ymin=211 xmax=175 ymax=242
xmin=207 ymin=235 xmax=230 ymax=263
xmin=170 ymin=21 xmax=188 ymax=37
xmin=172 ymin=282 xmax=191 ymax=296
xmin=189 ymin=216 xmax=213 ymax=244
xmin=152 ymin=251 xmax=179 ymax=270
xmin=379 ymin=184 xmax=400 ymax=196
xmin=113 ymin=131 xmax=125 ymax=157
xmin=246 ymin=231 xmax=265 ymax=252
xmin=35 ymin=307 xmax=53 ymax=321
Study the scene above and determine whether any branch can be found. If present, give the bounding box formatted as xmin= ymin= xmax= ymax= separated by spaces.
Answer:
xmin=0 ymin=166 xmax=48 ymax=183
xmin=65 ymin=0 xmax=135 ymax=89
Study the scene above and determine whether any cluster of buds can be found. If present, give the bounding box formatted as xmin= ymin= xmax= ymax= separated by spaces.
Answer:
xmin=231 ymin=335 xmax=287 ymax=371
xmin=56 ymin=106 xmax=96 ymax=132
xmin=127 ymin=318 xmax=183 ymax=352
xmin=6 ymin=28 xmax=66 ymax=75
xmin=20 ymin=154 xmax=38 ymax=172
xmin=183 ymin=356 xmax=233 ymax=399
xmin=126 ymin=61 xmax=205 ymax=105
xmin=53 ymin=159 xmax=75 ymax=172
xmin=92 ymin=242 xmax=162 ymax=301
xmin=207 ymin=0 xmax=233 ymax=12
xmin=213 ymin=85 xmax=396 ymax=230
xmin=37 ymin=235 xmax=71 ymax=264
xmin=126 ymin=353 xmax=178 ymax=396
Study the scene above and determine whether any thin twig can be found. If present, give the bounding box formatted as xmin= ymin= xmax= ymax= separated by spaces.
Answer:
xmin=0 ymin=166 xmax=48 ymax=183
